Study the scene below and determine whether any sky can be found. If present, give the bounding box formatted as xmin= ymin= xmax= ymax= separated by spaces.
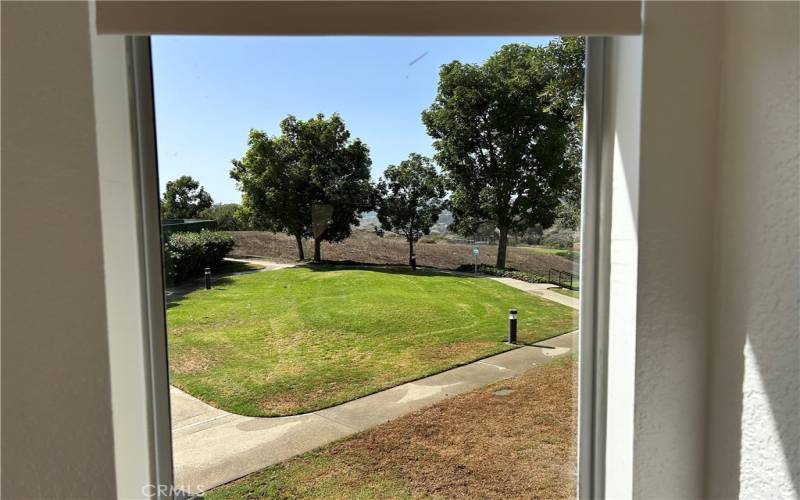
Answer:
xmin=152 ymin=35 xmax=553 ymax=204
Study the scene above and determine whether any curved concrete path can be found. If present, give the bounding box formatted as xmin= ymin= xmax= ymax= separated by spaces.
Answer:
xmin=165 ymin=258 xmax=295 ymax=304
xmin=222 ymin=256 xmax=296 ymax=272
xmin=488 ymin=277 xmax=580 ymax=309
xmin=169 ymin=261 xmax=579 ymax=494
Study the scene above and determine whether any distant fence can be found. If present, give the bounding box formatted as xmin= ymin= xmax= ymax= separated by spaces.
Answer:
xmin=548 ymin=268 xmax=578 ymax=290
xmin=161 ymin=219 xmax=216 ymax=242
xmin=448 ymin=238 xmax=498 ymax=246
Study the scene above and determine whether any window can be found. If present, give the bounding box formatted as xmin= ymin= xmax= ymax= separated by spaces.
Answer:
xmin=151 ymin=34 xmax=586 ymax=499
xmin=95 ymin=4 xmax=633 ymax=497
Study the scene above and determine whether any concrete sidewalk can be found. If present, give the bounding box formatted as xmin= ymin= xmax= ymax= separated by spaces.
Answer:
xmin=488 ymin=278 xmax=580 ymax=309
xmin=172 ymin=331 xmax=577 ymax=494
xmin=222 ymin=257 xmax=296 ymax=272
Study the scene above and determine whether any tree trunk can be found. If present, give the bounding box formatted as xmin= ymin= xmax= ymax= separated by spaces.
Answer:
xmin=408 ymin=238 xmax=414 ymax=267
xmin=313 ymin=238 xmax=322 ymax=262
xmin=496 ymin=226 xmax=509 ymax=269
xmin=294 ymin=233 xmax=305 ymax=260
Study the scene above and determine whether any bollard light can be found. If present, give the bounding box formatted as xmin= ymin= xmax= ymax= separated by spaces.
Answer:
xmin=205 ymin=267 xmax=211 ymax=290
xmin=508 ymin=309 xmax=518 ymax=344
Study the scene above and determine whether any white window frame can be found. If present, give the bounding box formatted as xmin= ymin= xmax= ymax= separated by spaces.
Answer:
xmin=577 ymin=37 xmax=611 ymax=498
xmin=119 ymin=34 xmax=612 ymax=500
xmin=127 ymin=37 xmax=175 ymax=497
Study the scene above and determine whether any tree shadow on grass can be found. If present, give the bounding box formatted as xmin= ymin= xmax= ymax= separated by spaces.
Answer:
xmin=165 ymin=276 xmax=238 ymax=310
xmin=164 ymin=262 xmax=482 ymax=311
xmin=302 ymin=261 xmax=483 ymax=279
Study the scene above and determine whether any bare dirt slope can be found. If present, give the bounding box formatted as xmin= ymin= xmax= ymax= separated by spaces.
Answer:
xmin=231 ymin=231 xmax=577 ymax=277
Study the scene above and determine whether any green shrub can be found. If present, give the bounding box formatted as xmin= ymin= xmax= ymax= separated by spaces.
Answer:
xmin=456 ymin=263 xmax=547 ymax=284
xmin=164 ymin=230 xmax=235 ymax=284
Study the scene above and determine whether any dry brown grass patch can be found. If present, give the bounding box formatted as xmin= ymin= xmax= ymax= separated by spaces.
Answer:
xmin=415 ymin=340 xmax=502 ymax=364
xmin=257 ymin=380 xmax=360 ymax=415
xmin=171 ymin=349 xmax=217 ymax=375
xmin=211 ymin=357 xmax=577 ymax=499
xmin=326 ymin=357 xmax=578 ymax=499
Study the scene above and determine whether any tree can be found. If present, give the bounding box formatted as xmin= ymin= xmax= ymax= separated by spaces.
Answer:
xmin=512 ymin=223 xmax=544 ymax=245
xmin=199 ymin=203 xmax=245 ymax=231
xmin=230 ymin=113 xmax=375 ymax=261
xmin=541 ymin=37 xmax=586 ymax=206
xmin=553 ymin=198 xmax=581 ymax=232
xmin=470 ymin=221 xmax=498 ymax=242
xmin=161 ymin=175 xmax=213 ymax=220
xmin=422 ymin=42 xmax=577 ymax=268
xmin=376 ymin=154 xmax=446 ymax=267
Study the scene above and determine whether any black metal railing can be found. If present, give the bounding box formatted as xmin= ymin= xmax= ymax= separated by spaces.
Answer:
xmin=548 ymin=268 xmax=577 ymax=290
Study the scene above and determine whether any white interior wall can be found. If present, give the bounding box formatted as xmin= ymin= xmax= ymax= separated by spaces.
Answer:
xmin=632 ymin=3 xmax=722 ymax=498
xmin=707 ymin=3 xmax=800 ymax=498
xmin=1 ymin=2 xmax=118 ymax=497
xmin=603 ymin=2 xmax=799 ymax=499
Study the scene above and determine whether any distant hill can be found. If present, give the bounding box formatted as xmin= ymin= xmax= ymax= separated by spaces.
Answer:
xmin=359 ymin=210 xmax=453 ymax=233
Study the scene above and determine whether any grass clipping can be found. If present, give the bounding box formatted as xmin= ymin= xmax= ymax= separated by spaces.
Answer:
xmin=206 ymin=356 xmax=577 ymax=499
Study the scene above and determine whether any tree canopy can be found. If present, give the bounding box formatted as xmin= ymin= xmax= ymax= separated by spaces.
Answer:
xmin=230 ymin=113 xmax=374 ymax=261
xmin=542 ymin=37 xmax=586 ymax=192
xmin=542 ymin=37 xmax=586 ymax=225
xmin=161 ymin=175 xmax=213 ymax=220
xmin=376 ymin=154 xmax=447 ymax=266
xmin=199 ymin=203 xmax=246 ymax=231
xmin=422 ymin=40 xmax=582 ymax=268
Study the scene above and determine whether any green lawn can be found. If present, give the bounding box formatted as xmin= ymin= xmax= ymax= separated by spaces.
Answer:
xmin=167 ymin=266 xmax=576 ymax=416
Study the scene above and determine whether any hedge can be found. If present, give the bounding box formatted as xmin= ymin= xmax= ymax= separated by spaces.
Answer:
xmin=455 ymin=263 xmax=548 ymax=284
xmin=164 ymin=230 xmax=235 ymax=284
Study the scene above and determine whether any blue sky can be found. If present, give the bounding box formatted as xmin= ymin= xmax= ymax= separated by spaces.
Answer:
xmin=152 ymin=36 xmax=553 ymax=204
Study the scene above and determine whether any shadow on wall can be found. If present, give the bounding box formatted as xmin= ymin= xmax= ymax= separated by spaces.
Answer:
xmin=707 ymin=2 xmax=800 ymax=497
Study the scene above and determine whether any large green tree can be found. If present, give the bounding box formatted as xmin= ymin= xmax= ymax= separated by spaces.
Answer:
xmin=542 ymin=37 xmax=586 ymax=233
xmin=161 ymin=175 xmax=213 ymax=220
xmin=376 ymin=154 xmax=446 ymax=266
xmin=542 ymin=37 xmax=586 ymax=196
xmin=422 ymin=41 xmax=581 ymax=268
xmin=230 ymin=113 xmax=375 ymax=261
xmin=199 ymin=203 xmax=245 ymax=231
